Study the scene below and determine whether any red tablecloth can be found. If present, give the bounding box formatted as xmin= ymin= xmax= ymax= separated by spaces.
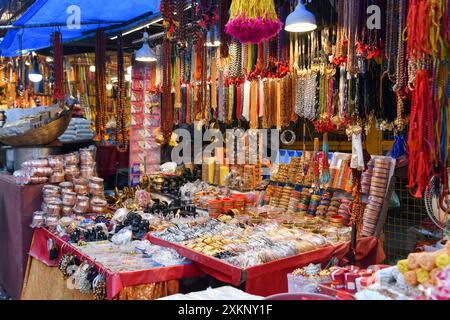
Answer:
xmin=0 ymin=173 xmax=43 ymax=300
xmin=244 ymin=237 xmax=384 ymax=296
xmin=30 ymin=228 xmax=204 ymax=300
xmin=96 ymin=146 xmax=129 ymax=178
xmin=146 ymin=234 xmax=385 ymax=297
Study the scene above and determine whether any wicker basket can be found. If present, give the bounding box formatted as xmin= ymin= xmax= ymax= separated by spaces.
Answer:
xmin=0 ymin=110 xmax=73 ymax=147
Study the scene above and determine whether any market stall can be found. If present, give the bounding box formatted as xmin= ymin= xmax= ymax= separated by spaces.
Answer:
xmin=0 ymin=0 xmax=448 ymax=301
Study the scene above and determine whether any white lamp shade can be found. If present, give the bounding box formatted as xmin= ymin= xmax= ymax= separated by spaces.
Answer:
xmin=285 ymin=2 xmax=317 ymax=33
xmin=29 ymin=73 xmax=43 ymax=83
xmin=135 ymin=32 xmax=157 ymax=62
xmin=29 ymin=59 xmax=43 ymax=83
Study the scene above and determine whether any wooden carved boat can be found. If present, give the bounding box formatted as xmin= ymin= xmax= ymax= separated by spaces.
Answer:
xmin=0 ymin=96 xmax=76 ymax=147
xmin=0 ymin=109 xmax=73 ymax=147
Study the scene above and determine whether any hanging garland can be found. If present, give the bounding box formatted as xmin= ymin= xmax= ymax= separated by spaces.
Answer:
xmin=219 ymin=0 xmax=230 ymax=58
xmin=160 ymin=0 xmax=176 ymax=38
xmin=94 ymin=29 xmax=107 ymax=142
xmin=52 ymin=31 xmax=64 ymax=101
xmin=175 ymin=0 xmax=189 ymax=52
xmin=116 ymin=35 xmax=128 ymax=152
xmin=225 ymin=0 xmax=282 ymax=44
xmin=196 ymin=0 xmax=218 ymax=30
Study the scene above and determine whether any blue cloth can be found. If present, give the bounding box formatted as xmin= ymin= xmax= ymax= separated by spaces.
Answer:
xmin=1 ymin=0 xmax=160 ymax=57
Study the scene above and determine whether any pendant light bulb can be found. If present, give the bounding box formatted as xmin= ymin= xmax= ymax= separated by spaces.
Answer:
xmin=29 ymin=57 xmax=43 ymax=83
xmin=89 ymin=65 xmax=96 ymax=72
xmin=285 ymin=1 xmax=317 ymax=33
xmin=106 ymin=83 xmax=113 ymax=90
xmin=135 ymin=32 xmax=157 ymax=62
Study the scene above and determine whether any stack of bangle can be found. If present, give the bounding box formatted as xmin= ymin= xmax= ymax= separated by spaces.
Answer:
xmin=361 ymin=159 xmax=374 ymax=194
xmin=307 ymin=194 xmax=321 ymax=216
xmin=362 ymin=158 xmax=391 ymax=236
xmin=297 ymin=190 xmax=312 ymax=215
xmin=287 ymin=189 xmax=302 ymax=214
xmin=338 ymin=198 xmax=353 ymax=225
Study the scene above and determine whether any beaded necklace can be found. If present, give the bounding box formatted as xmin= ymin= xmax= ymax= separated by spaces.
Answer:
xmin=161 ymin=38 xmax=174 ymax=142
xmin=393 ymin=0 xmax=408 ymax=131
xmin=94 ymin=30 xmax=107 ymax=142
xmin=201 ymin=33 xmax=208 ymax=121
xmin=116 ymin=35 xmax=127 ymax=152
xmin=384 ymin=0 xmax=399 ymax=82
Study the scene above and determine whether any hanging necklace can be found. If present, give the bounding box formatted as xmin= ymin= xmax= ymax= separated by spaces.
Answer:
xmin=94 ymin=30 xmax=107 ymax=142
xmin=393 ymin=0 xmax=407 ymax=131
xmin=116 ymin=35 xmax=127 ymax=152
xmin=161 ymin=38 xmax=174 ymax=142
xmin=384 ymin=0 xmax=398 ymax=82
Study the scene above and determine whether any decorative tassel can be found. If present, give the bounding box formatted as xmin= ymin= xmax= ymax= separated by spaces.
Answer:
xmin=321 ymin=133 xmax=330 ymax=186
xmin=390 ymin=134 xmax=408 ymax=159
xmin=226 ymin=0 xmax=282 ymax=44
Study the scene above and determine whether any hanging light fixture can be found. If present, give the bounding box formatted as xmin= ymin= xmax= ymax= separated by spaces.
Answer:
xmin=285 ymin=1 xmax=317 ymax=33
xmin=89 ymin=65 xmax=96 ymax=72
xmin=135 ymin=32 xmax=157 ymax=62
xmin=28 ymin=56 xmax=43 ymax=83
xmin=206 ymin=25 xmax=220 ymax=47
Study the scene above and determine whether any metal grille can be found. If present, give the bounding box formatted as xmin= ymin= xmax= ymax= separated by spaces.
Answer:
xmin=383 ymin=166 xmax=440 ymax=264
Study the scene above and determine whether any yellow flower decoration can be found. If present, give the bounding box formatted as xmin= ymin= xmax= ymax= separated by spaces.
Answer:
xmin=416 ymin=268 xmax=430 ymax=285
xmin=435 ymin=253 xmax=450 ymax=269
xmin=397 ymin=259 xmax=409 ymax=274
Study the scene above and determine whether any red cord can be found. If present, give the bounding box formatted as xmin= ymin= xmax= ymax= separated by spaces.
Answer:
xmin=407 ymin=0 xmax=432 ymax=59
xmin=408 ymin=70 xmax=435 ymax=198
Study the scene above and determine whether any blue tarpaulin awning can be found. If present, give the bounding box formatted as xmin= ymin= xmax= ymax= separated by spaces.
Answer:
xmin=1 ymin=0 xmax=161 ymax=57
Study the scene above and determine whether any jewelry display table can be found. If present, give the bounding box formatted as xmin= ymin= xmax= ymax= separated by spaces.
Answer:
xmin=146 ymin=234 xmax=385 ymax=297
xmin=22 ymin=228 xmax=204 ymax=300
